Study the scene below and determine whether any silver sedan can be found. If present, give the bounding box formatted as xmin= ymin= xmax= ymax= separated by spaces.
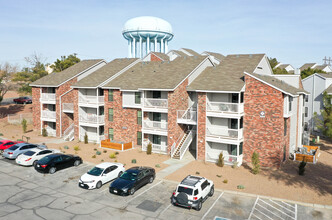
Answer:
xmin=2 ymin=143 xmax=47 ymax=159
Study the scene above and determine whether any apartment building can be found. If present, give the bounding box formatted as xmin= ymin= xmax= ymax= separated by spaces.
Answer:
xmin=31 ymin=49 xmax=307 ymax=168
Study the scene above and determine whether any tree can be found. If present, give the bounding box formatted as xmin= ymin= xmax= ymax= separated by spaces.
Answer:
xmin=268 ymin=57 xmax=291 ymax=75
xmin=0 ymin=62 xmax=17 ymax=103
xmin=251 ymin=151 xmax=260 ymax=174
xmin=314 ymin=92 xmax=332 ymax=138
xmin=268 ymin=57 xmax=278 ymax=69
xmin=12 ymin=53 xmax=48 ymax=95
xmin=301 ymin=67 xmax=326 ymax=79
xmin=21 ymin=118 xmax=27 ymax=133
xmin=273 ymin=67 xmax=290 ymax=75
xmin=50 ymin=53 xmax=80 ymax=73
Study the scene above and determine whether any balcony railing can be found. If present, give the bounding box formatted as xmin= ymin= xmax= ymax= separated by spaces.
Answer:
xmin=78 ymin=95 xmax=104 ymax=105
xmin=63 ymin=103 xmax=74 ymax=112
xmin=79 ymin=114 xmax=104 ymax=124
xmin=207 ymin=101 xmax=243 ymax=114
xmin=79 ymin=133 xmax=104 ymax=143
xmin=206 ymin=126 xmax=243 ymax=139
xmin=40 ymin=93 xmax=56 ymax=102
xmin=142 ymin=139 xmax=168 ymax=154
xmin=177 ymin=110 xmax=197 ymax=123
xmin=41 ymin=110 xmax=56 ymax=119
xmin=144 ymin=98 xmax=168 ymax=109
xmin=46 ymin=128 xmax=56 ymax=137
xmin=206 ymin=152 xmax=243 ymax=166
xmin=143 ymin=120 xmax=168 ymax=131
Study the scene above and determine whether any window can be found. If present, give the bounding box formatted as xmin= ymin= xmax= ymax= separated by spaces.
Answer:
xmin=135 ymin=92 xmax=141 ymax=104
xmin=230 ymin=119 xmax=238 ymax=129
xmin=137 ymin=131 xmax=142 ymax=146
xmin=108 ymin=108 xmax=113 ymax=122
xmin=201 ymin=180 xmax=208 ymax=190
xmin=240 ymin=92 xmax=244 ymax=103
xmin=230 ymin=145 xmax=237 ymax=156
xmin=231 ymin=93 xmax=239 ymax=103
xmin=289 ymin=97 xmax=293 ymax=112
xmin=38 ymin=150 xmax=52 ymax=155
xmin=152 ymin=91 xmax=161 ymax=99
xmin=305 ymin=107 xmax=308 ymax=117
xmin=239 ymin=143 xmax=243 ymax=155
xmin=108 ymin=89 xmax=113 ymax=101
xmin=194 ymin=189 xmax=199 ymax=196
xmin=108 ymin=128 xmax=113 ymax=140
xmin=137 ymin=110 xmax=142 ymax=125
xmin=152 ymin=135 xmax=161 ymax=145
xmin=240 ymin=118 xmax=243 ymax=129
xmin=153 ymin=112 xmax=161 ymax=122
xmin=284 ymin=119 xmax=287 ymax=136
xmin=305 ymin=95 xmax=308 ymax=102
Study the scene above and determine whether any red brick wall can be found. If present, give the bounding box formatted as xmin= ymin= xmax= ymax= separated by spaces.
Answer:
xmin=197 ymin=92 xmax=206 ymax=160
xmin=150 ymin=54 xmax=163 ymax=62
xmin=243 ymin=75 xmax=290 ymax=168
xmin=167 ymin=79 xmax=189 ymax=152
xmin=32 ymin=87 xmax=41 ymax=131
xmin=55 ymin=78 xmax=77 ymax=137
xmin=104 ymin=89 xmax=142 ymax=145
xmin=73 ymin=89 xmax=79 ymax=140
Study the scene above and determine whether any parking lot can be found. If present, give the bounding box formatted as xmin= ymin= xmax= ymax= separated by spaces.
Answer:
xmin=0 ymin=157 xmax=332 ymax=220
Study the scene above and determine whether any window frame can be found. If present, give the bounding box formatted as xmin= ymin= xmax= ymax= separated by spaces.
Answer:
xmin=108 ymin=128 xmax=114 ymax=140
xmin=108 ymin=89 xmax=113 ymax=102
xmin=135 ymin=92 xmax=141 ymax=104
xmin=108 ymin=108 xmax=113 ymax=122
xmin=137 ymin=110 xmax=142 ymax=125
xmin=137 ymin=131 xmax=142 ymax=146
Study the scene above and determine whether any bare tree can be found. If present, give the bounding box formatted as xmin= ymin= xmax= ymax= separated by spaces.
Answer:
xmin=0 ymin=62 xmax=18 ymax=103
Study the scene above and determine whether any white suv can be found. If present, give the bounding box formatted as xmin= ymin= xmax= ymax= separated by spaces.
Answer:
xmin=171 ymin=175 xmax=214 ymax=211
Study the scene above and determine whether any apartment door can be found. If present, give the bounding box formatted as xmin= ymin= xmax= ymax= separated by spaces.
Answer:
xmin=231 ymin=93 xmax=239 ymax=103
xmin=153 ymin=113 xmax=161 ymax=129
xmin=152 ymin=91 xmax=161 ymax=99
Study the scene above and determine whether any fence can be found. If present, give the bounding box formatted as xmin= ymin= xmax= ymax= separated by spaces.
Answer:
xmin=8 ymin=113 xmax=33 ymax=124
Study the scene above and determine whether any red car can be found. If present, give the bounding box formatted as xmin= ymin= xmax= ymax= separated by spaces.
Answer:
xmin=0 ymin=140 xmax=24 ymax=154
xmin=13 ymin=97 xmax=32 ymax=104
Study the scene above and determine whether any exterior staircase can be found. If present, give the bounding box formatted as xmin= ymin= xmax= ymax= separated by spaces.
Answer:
xmin=63 ymin=123 xmax=74 ymax=141
xmin=171 ymin=129 xmax=195 ymax=160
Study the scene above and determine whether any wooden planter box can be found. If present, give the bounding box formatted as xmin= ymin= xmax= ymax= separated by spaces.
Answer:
xmin=294 ymin=145 xmax=320 ymax=164
xmin=101 ymin=139 xmax=133 ymax=151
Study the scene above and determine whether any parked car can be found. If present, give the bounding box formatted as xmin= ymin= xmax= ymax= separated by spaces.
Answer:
xmin=2 ymin=143 xmax=46 ymax=159
xmin=0 ymin=140 xmax=24 ymax=154
xmin=171 ymin=175 xmax=214 ymax=211
xmin=34 ymin=153 xmax=82 ymax=174
xmin=16 ymin=148 xmax=60 ymax=166
xmin=79 ymin=162 xmax=125 ymax=189
xmin=13 ymin=96 xmax=32 ymax=104
xmin=109 ymin=166 xmax=155 ymax=196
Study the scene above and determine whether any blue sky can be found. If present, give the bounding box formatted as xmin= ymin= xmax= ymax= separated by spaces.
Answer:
xmin=1 ymin=0 xmax=332 ymax=69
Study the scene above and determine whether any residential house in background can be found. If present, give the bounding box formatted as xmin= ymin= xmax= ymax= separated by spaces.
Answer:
xmin=274 ymin=63 xmax=295 ymax=73
xmin=300 ymin=63 xmax=332 ymax=73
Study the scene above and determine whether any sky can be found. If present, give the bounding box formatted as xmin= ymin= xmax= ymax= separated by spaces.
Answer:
xmin=1 ymin=0 xmax=332 ymax=69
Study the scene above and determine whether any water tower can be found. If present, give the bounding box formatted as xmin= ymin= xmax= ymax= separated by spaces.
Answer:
xmin=123 ymin=16 xmax=174 ymax=58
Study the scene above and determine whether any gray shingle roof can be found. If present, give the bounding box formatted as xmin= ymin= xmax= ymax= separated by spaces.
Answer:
xmin=73 ymin=58 xmax=138 ymax=88
xmin=300 ymin=63 xmax=316 ymax=71
xmin=275 ymin=64 xmax=290 ymax=69
xmin=187 ymin=54 xmax=265 ymax=92
xmin=317 ymin=73 xmax=332 ymax=78
xmin=248 ymin=72 xmax=309 ymax=96
xmin=315 ymin=65 xmax=330 ymax=71
xmin=30 ymin=59 xmax=104 ymax=87
xmin=103 ymin=56 xmax=207 ymax=91
xmin=181 ymin=48 xmax=201 ymax=57
xmin=170 ymin=50 xmax=188 ymax=57
xmin=202 ymin=51 xmax=225 ymax=62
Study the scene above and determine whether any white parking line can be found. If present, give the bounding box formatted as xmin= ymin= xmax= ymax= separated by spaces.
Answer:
xmin=248 ymin=196 xmax=259 ymax=220
xmin=294 ymin=204 xmax=297 ymax=220
xmin=126 ymin=180 xmax=162 ymax=204
xmin=254 ymin=208 xmax=274 ymax=220
xmin=201 ymin=192 xmax=224 ymax=220
xmin=256 ymin=203 xmax=284 ymax=220
xmin=268 ymin=199 xmax=295 ymax=214
xmin=259 ymin=199 xmax=295 ymax=219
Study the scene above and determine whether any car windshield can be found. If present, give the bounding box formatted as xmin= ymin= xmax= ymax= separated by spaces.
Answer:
xmin=8 ymin=145 xmax=19 ymax=150
xmin=177 ymin=186 xmax=193 ymax=195
xmin=87 ymin=167 xmax=104 ymax=176
xmin=38 ymin=155 xmax=53 ymax=164
xmin=120 ymin=171 xmax=137 ymax=181
xmin=23 ymin=151 xmax=35 ymax=156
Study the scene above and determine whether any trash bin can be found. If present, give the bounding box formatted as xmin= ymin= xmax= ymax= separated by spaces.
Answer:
xmin=312 ymin=138 xmax=316 ymax=144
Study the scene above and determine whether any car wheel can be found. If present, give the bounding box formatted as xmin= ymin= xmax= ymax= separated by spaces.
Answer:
xmin=49 ymin=167 xmax=56 ymax=174
xmin=118 ymin=171 xmax=123 ymax=178
xmin=33 ymin=160 xmax=38 ymax=167
xmin=149 ymin=176 xmax=154 ymax=184
xmin=96 ymin=181 xmax=102 ymax=189
xmin=196 ymin=200 xmax=202 ymax=211
xmin=129 ymin=188 xmax=135 ymax=195
xmin=74 ymin=160 xmax=81 ymax=166
xmin=209 ymin=186 xmax=214 ymax=197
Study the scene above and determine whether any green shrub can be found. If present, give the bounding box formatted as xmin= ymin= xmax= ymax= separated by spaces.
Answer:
xmin=131 ymin=159 xmax=137 ymax=164
xmin=251 ymin=151 xmax=260 ymax=174
xmin=101 ymin=159 xmax=104 ymax=162
xmin=216 ymin=174 xmax=222 ymax=178
xmin=217 ymin=152 xmax=224 ymax=167
xmin=115 ymin=159 xmax=118 ymax=162
xmin=109 ymin=153 xmax=116 ymax=159
xmin=42 ymin=128 xmax=48 ymax=137
xmin=223 ymin=179 xmax=228 ymax=184
xmin=94 ymin=148 xmax=97 ymax=151
xmin=84 ymin=133 xmax=88 ymax=144
xmin=17 ymin=139 xmax=23 ymax=142
xmin=195 ymin=171 xmax=200 ymax=175
xmin=299 ymin=160 xmax=307 ymax=176
xmin=155 ymin=164 xmax=160 ymax=168
xmin=74 ymin=145 xmax=80 ymax=151
xmin=115 ymin=152 xmax=119 ymax=155
xmin=0 ymin=133 xmax=3 ymax=136
xmin=96 ymin=151 xmax=101 ymax=155
xmin=21 ymin=118 xmax=27 ymax=133
xmin=232 ymin=162 xmax=239 ymax=169
xmin=64 ymin=146 xmax=69 ymax=149
xmin=237 ymin=185 xmax=245 ymax=189
xmin=92 ymin=155 xmax=96 ymax=158
xmin=103 ymin=150 xmax=107 ymax=153
xmin=146 ymin=143 xmax=152 ymax=155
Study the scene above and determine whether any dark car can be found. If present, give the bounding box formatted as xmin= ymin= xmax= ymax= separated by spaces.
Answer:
xmin=109 ymin=166 xmax=155 ymax=196
xmin=34 ymin=153 xmax=82 ymax=174
xmin=13 ymin=96 xmax=32 ymax=104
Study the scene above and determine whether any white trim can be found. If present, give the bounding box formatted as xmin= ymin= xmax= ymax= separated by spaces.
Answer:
xmin=244 ymin=72 xmax=298 ymax=97
xmin=30 ymin=85 xmax=58 ymax=88
xmin=138 ymin=88 xmax=173 ymax=91
xmin=187 ymin=89 xmax=242 ymax=93
xmin=254 ymin=55 xmax=273 ymax=75
xmin=201 ymin=51 xmax=222 ymax=62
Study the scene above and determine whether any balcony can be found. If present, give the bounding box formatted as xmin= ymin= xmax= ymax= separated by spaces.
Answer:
xmin=142 ymin=139 xmax=168 ymax=154
xmin=79 ymin=133 xmax=105 ymax=143
xmin=41 ymin=110 xmax=56 ymax=121
xmin=206 ymin=152 xmax=243 ymax=166
xmin=46 ymin=128 xmax=56 ymax=137
xmin=40 ymin=93 xmax=56 ymax=103
xmin=63 ymin=103 xmax=74 ymax=113
xmin=206 ymin=101 xmax=243 ymax=118
xmin=177 ymin=110 xmax=197 ymax=125
xmin=79 ymin=114 xmax=104 ymax=125
xmin=143 ymin=120 xmax=168 ymax=135
xmin=206 ymin=126 xmax=243 ymax=144
xmin=143 ymin=98 xmax=168 ymax=112
xmin=78 ymin=95 xmax=104 ymax=106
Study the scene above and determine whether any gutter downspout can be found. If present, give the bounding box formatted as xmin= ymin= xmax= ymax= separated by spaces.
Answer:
xmin=60 ymin=88 xmax=74 ymax=137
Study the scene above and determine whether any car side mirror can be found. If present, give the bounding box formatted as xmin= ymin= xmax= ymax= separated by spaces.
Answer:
xmin=207 ymin=182 xmax=210 ymax=185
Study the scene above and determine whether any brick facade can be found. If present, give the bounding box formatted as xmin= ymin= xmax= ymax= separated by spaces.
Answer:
xmin=104 ymin=89 xmax=142 ymax=145
xmin=150 ymin=54 xmax=163 ymax=62
xmin=167 ymin=79 xmax=189 ymax=152
xmin=196 ymin=92 xmax=206 ymax=160
xmin=73 ymin=89 xmax=79 ymax=140
xmin=32 ymin=87 xmax=41 ymax=131
xmin=243 ymin=75 xmax=290 ymax=168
